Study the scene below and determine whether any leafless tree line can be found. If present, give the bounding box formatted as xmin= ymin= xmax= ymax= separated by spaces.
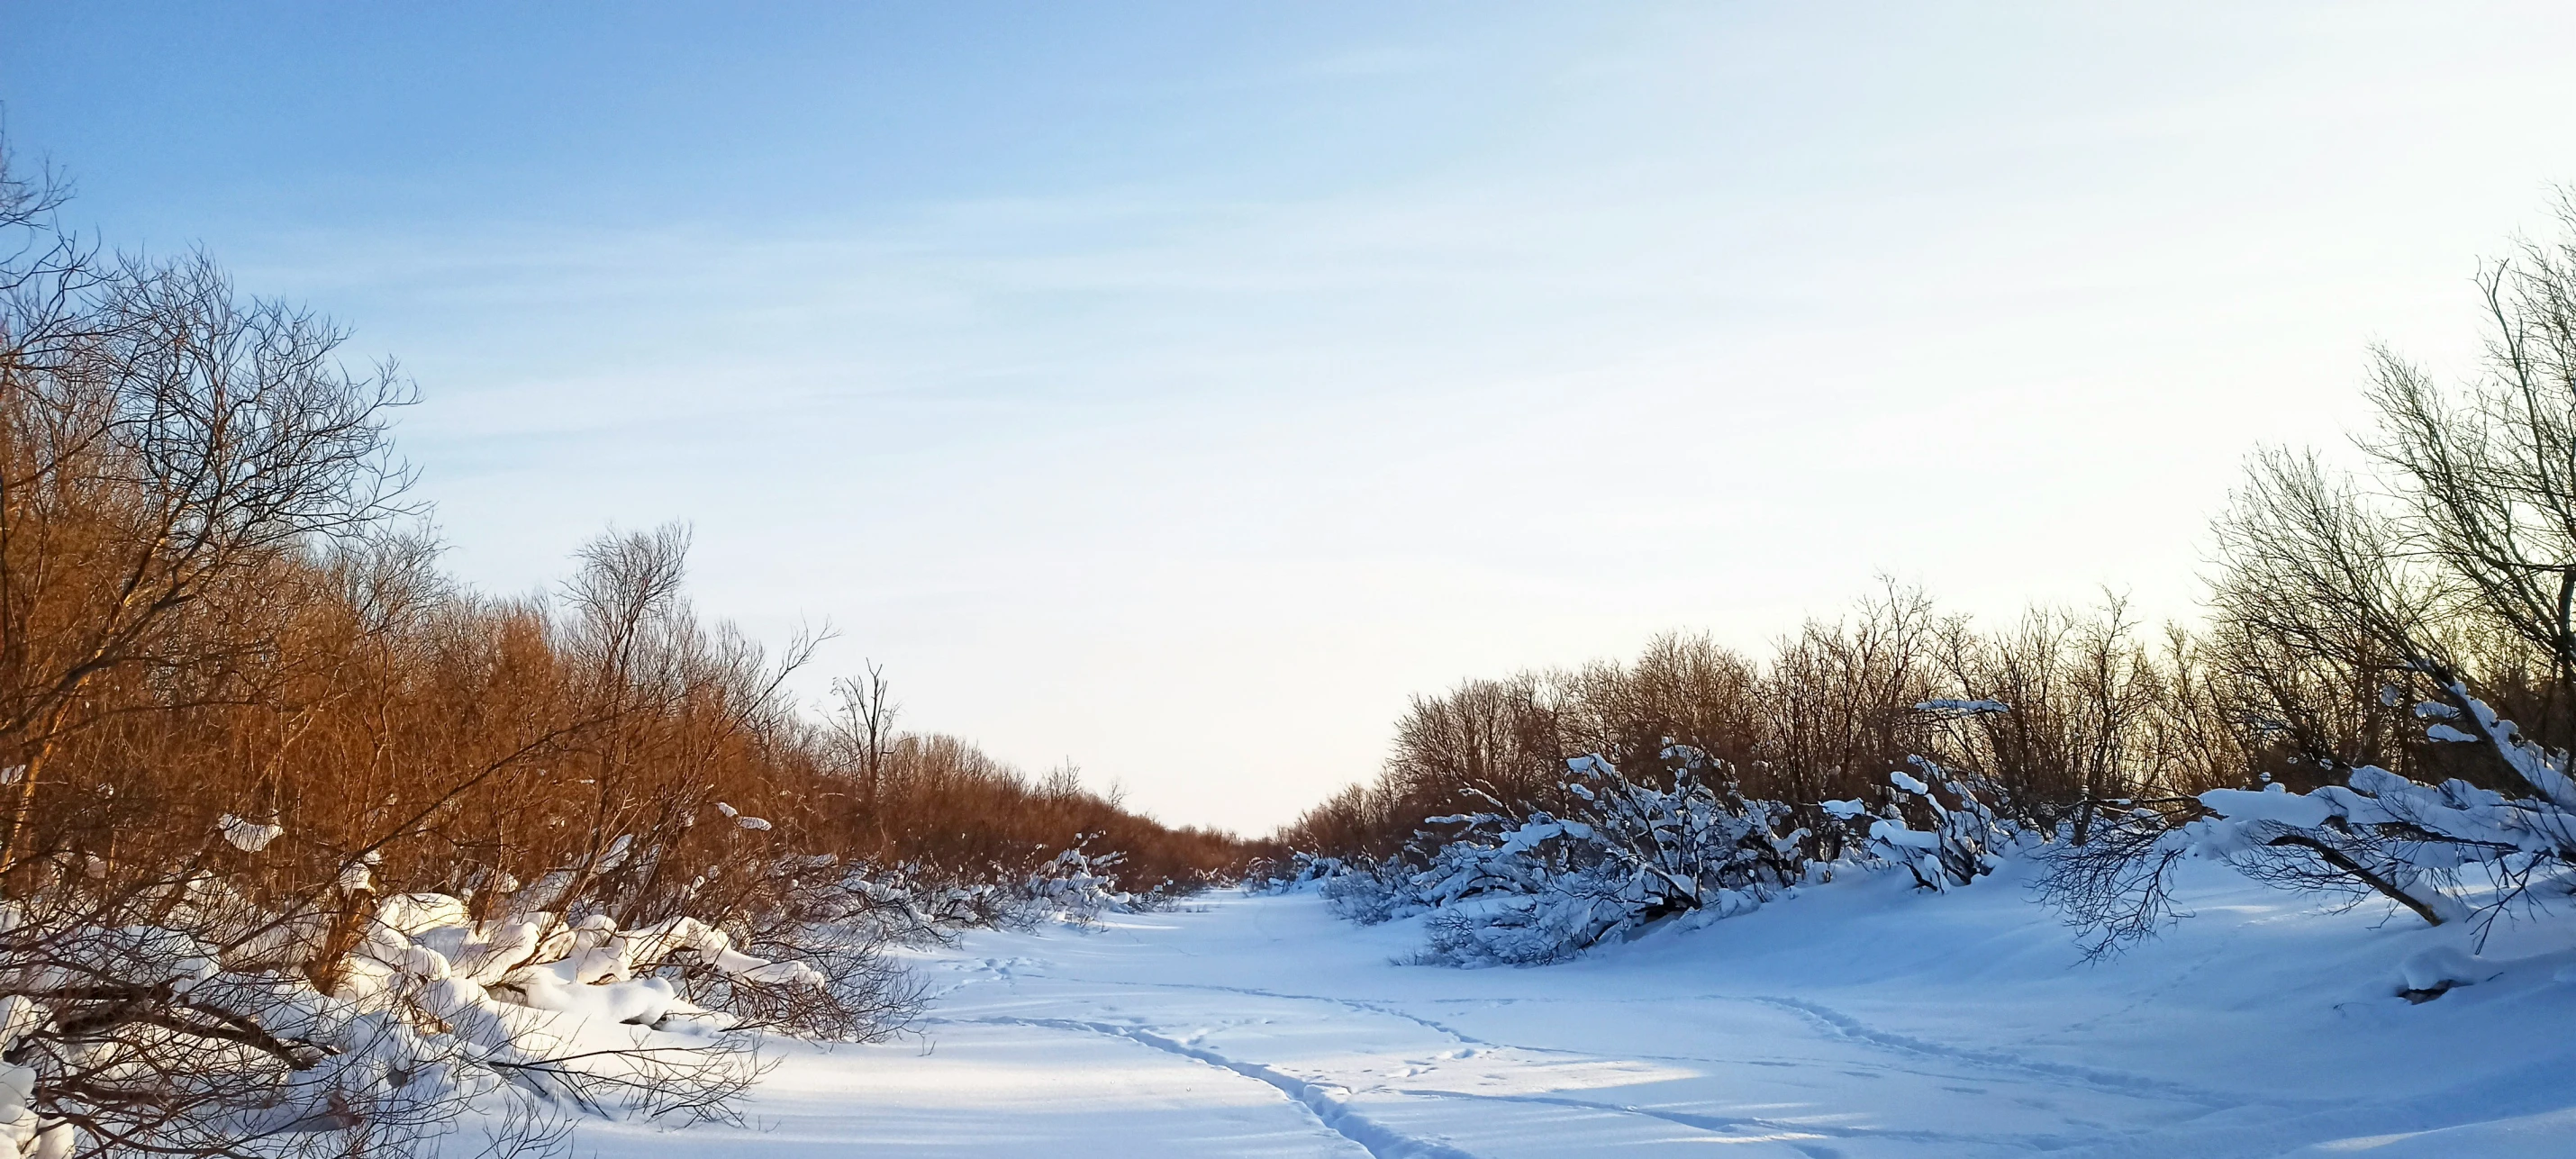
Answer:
xmin=1275 ymin=588 xmax=2271 ymax=864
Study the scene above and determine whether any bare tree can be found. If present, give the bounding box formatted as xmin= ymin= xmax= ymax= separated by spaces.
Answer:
xmin=0 ymin=245 xmax=415 ymax=878
xmin=829 ymin=661 xmax=899 ymax=849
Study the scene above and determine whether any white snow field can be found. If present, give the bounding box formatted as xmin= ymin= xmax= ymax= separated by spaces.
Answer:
xmin=583 ymin=860 xmax=2576 ymax=1158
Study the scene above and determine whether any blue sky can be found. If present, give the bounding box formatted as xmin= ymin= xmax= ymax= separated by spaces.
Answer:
xmin=10 ymin=3 xmax=2576 ymax=829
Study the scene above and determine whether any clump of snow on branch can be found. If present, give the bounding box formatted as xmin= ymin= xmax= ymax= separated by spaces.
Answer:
xmin=1912 ymin=698 xmax=2011 ymax=720
xmin=216 ymin=813 xmax=284 ymax=853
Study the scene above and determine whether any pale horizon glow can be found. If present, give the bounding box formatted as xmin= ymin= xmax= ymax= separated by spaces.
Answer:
xmin=10 ymin=3 xmax=2576 ymax=831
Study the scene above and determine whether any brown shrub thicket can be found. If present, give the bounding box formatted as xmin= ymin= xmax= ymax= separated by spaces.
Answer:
xmin=0 ymin=125 xmax=1238 ymax=1051
xmin=0 ymin=302 xmax=1240 ymax=982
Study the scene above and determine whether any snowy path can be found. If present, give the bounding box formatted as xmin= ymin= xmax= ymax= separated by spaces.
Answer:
xmin=583 ymin=867 xmax=2576 ymax=1158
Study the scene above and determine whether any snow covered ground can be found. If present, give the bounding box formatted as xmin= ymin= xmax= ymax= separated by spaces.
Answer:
xmin=580 ymin=860 xmax=2576 ymax=1157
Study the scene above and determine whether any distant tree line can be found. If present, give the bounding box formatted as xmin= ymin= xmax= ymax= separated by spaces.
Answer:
xmin=1270 ymin=587 xmax=2396 ymax=864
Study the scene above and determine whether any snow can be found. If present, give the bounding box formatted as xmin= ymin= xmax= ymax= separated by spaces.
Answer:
xmin=2198 ymin=784 xmax=2336 ymax=829
xmin=564 ymin=857 xmax=2576 ymax=1158
xmin=216 ymin=813 xmax=283 ymax=852
xmin=2397 ymin=945 xmax=2489 ymax=994
xmin=1911 ymin=699 xmax=2010 ymax=718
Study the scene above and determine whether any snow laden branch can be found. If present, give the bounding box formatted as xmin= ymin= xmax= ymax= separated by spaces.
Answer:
xmin=2182 ymin=685 xmax=2576 ymax=932
xmin=2048 ymin=683 xmax=2576 ymax=955
xmin=0 ymin=815 xmax=993 ymax=1159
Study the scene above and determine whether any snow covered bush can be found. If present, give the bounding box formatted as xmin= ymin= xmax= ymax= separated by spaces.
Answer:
xmin=1241 ymin=852 xmax=1357 ymax=895
xmin=1337 ymin=747 xmax=1807 ymax=965
xmin=0 ymin=865 xmax=858 ymax=1159
xmin=1318 ymin=860 xmax=1419 ymax=925
xmin=1014 ymin=845 xmax=1135 ymax=926
xmin=819 ymin=840 xmax=1175 ymax=935
xmin=1824 ymin=757 xmax=2013 ymax=892
xmin=0 ymin=810 xmax=955 ymax=1159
